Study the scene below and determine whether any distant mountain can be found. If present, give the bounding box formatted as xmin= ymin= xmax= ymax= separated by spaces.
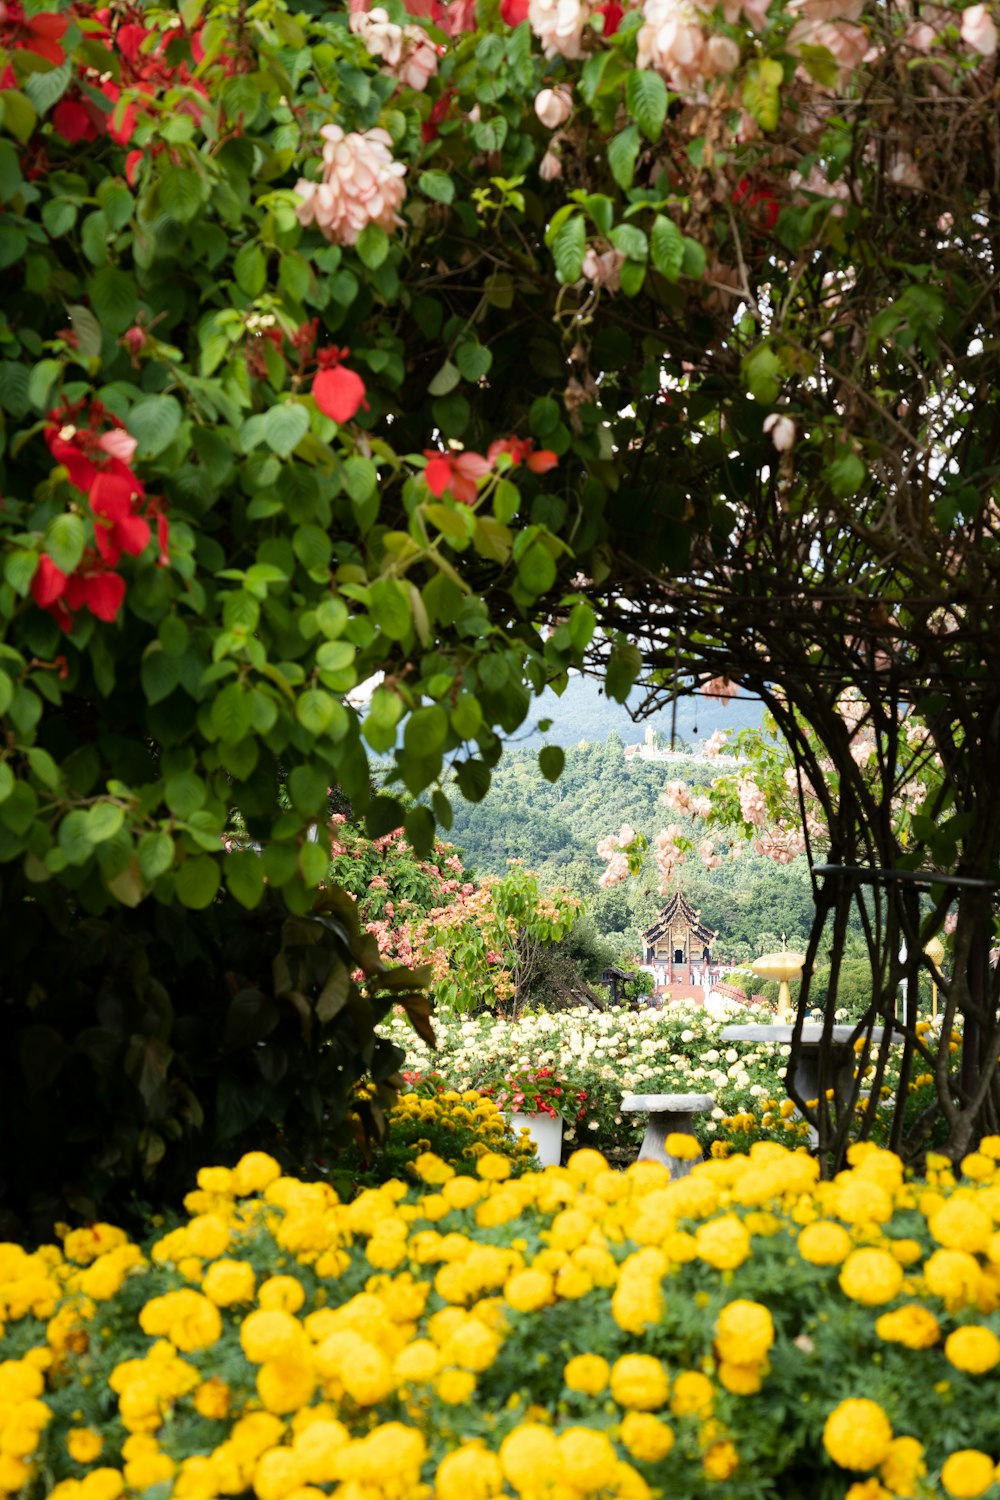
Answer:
xmin=509 ymin=674 xmax=765 ymax=750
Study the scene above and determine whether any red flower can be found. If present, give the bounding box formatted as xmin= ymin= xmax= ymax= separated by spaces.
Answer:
xmin=65 ymin=565 xmax=126 ymax=623
xmin=500 ymin=0 xmax=530 ymax=24
xmin=423 ymin=449 xmax=491 ymax=505
xmin=487 ymin=436 xmax=559 ymax=473
xmin=90 ymin=472 xmax=152 ymax=566
xmin=313 ymin=347 xmax=368 ymax=424
xmin=31 ymin=554 xmax=68 ymax=610
xmin=422 ymin=88 xmax=455 ymax=144
xmin=594 ymin=0 xmax=624 ymax=34
xmin=0 ymin=3 xmax=69 ymax=65
xmin=52 ymin=97 xmax=100 ymax=144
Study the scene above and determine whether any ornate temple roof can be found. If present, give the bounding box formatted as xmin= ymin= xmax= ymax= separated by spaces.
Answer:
xmin=643 ymin=892 xmax=715 ymax=948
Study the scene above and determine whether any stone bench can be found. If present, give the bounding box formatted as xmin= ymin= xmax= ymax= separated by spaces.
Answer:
xmin=620 ymin=1093 xmax=715 ymax=1175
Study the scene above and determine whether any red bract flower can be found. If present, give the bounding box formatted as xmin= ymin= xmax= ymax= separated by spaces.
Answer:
xmin=313 ymin=347 xmax=368 ymax=424
xmin=421 ymin=88 xmax=455 ymax=143
xmin=423 ymin=450 xmax=491 ymax=505
xmin=90 ymin=473 xmax=152 ymax=566
xmin=500 ymin=0 xmax=530 ymax=24
xmin=52 ymin=96 xmax=100 ymax=144
xmin=487 ymin=436 xmax=559 ymax=473
xmin=0 ymin=2 xmax=69 ymax=65
xmin=595 ymin=0 xmax=623 ymax=32
xmin=65 ymin=564 xmax=126 ymax=623
xmin=31 ymin=554 xmax=68 ymax=610
xmin=732 ymin=176 xmax=779 ymax=231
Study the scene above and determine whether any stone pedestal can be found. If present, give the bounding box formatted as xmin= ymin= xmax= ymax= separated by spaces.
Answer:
xmin=720 ymin=1024 xmax=899 ymax=1137
xmin=620 ymin=1092 xmax=714 ymax=1175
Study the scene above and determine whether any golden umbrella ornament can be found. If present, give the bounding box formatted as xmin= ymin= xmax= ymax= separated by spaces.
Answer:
xmin=751 ymin=939 xmax=807 ymax=1022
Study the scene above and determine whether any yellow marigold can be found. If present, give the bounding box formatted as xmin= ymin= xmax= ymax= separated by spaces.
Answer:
xmin=476 ymin=1153 xmax=512 ymax=1182
xmin=879 ymin=1437 xmax=926 ymax=1498
xmin=138 ymin=1289 xmax=222 ymax=1352
xmin=123 ymin=1445 xmax=174 ymax=1491
xmin=875 ymin=1305 xmax=940 ymax=1350
xmin=258 ymin=1277 xmax=306 ymax=1314
xmin=703 ymin=1440 xmax=739 ymax=1481
xmin=414 ymin=1153 xmax=455 ymax=1186
xmin=557 ymin=1428 xmax=619 ymax=1493
xmin=435 ymin=1368 xmax=476 ymax=1404
xmin=620 ymin=1412 xmax=676 ymax=1463
xmin=929 ymin=1200 xmax=993 ymax=1256
xmin=555 ymin=1263 xmax=593 ymax=1300
xmin=611 ymin=1276 xmax=663 ymax=1335
xmin=499 ymin=1424 xmax=558 ymax=1493
xmin=435 ymin=1442 xmax=504 ymax=1500
xmin=823 ymin=1398 xmax=894 ymax=1471
xmin=961 ymin=1154 xmax=995 ymax=1182
xmin=76 ymin=1468 xmax=123 ymax=1500
xmin=254 ymin=1446 xmax=306 ymax=1500
xmin=610 ymin=1354 xmax=669 ymax=1410
xmin=924 ymin=1249 xmax=982 ymax=1308
xmin=291 ymin=1419 xmax=350 ymax=1484
xmin=665 ymin=1133 xmax=703 ymax=1160
xmin=714 ymin=1299 xmax=774 ymax=1365
xmin=941 ymin=1450 xmax=997 ymax=1500
xmin=944 ymin=1325 xmax=1000 ymax=1374
xmin=670 ymin=1371 xmax=714 ymax=1418
xmin=231 ymin=1152 xmax=282 ymax=1197
xmin=846 ymin=1482 xmax=891 ymax=1500
xmin=798 ymin=1221 xmax=853 ymax=1266
xmin=257 ymin=1356 xmax=318 ymax=1414
xmin=184 ymin=1214 xmax=230 ymax=1260
xmin=504 ymin=1269 xmax=553 ymax=1313
xmin=66 ymin=1429 xmax=103 ymax=1464
xmin=695 ymin=1215 xmax=751 ymax=1271
xmin=394 ymin=1341 xmax=441 ymax=1385
xmin=980 ymin=1137 xmax=1000 ymax=1161
xmin=202 ymin=1259 xmax=256 ymax=1307
xmin=241 ymin=1309 xmax=307 ymax=1365
xmin=717 ymin=1361 xmax=764 ymax=1395
xmin=194 ymin=1378 xmax=230 ymax=1421
xmin=839 ymin=1249 xmax=905 ymax=1306
xmin=564 ymin=1354 xmax=610 ymax=1396
xmin=832 ymin=1178 xmax=894 ymax=1226
xmin=62 ymin=1225 xmax=128 ymax=1265
xmin=888 ymin=1239 xmax=923 ymax=1267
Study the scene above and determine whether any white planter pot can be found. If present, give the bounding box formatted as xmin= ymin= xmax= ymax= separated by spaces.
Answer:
xmin=509 ymin=1111 xmax=563 ymax=1167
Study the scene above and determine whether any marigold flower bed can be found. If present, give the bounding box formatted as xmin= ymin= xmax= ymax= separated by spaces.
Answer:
xmin=3 ymin=1130 xmax=1000 ymax=1500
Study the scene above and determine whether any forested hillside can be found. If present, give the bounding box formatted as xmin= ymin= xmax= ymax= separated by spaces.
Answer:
xmin=516 ymin=674 xmax=765 ymax=749
xmin=449 ymin=737 xmax=816 ymax=966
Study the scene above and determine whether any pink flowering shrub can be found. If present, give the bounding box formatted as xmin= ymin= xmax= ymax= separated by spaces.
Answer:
xmin=294 ymin=125 xmax=407 ymax=246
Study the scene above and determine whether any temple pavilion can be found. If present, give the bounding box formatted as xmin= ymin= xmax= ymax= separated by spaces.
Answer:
xmin=641 ymin=892 xmax=719 ymax=998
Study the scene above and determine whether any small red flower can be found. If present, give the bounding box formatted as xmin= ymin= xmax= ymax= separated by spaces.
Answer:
xmin=313 ymin=347 xmax=368 ymax=424
xmin=423 ymin=450 xmax=491 ymax=505
xmin=487 ymin=436 xmax=559 ymax=473
xmin=500 ymin=0 xmax=530 ymax=24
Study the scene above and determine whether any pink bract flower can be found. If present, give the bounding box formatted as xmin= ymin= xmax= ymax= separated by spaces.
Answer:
xmin=539 ymin=147 xmax=563 ymax=180
xmin=637 ymin=0 xmax=708 ymax=88
xmin=763 ymin=412 xmax=797 ymax=451
xmin=528 ymin=0 xmax=590 ymax=58
xmin=962 ymin=2 xmax=997 ymax=52
xmin=350 ymin=7 xmax=440 ymax=89
xmin=294 ymin=124 xmax=407 ymax=246
xmin=534 ymin=83 xmax=573 ymax=127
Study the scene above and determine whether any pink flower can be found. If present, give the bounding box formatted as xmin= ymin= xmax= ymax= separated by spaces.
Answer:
xmin=581 ymin=246 xmax=626 ymax=291
xmin=423 ymin=448 xmax=492 ymax=504
xmin=528 ymin=0 xmax=590 ymax=57
xmin=539 ymin=147 xmax=563 ymax=180
xmin=701 ymin=675 xmax=739 ymax=699
xmin=637 ymin=0 xmax=708 ymax=88
xmin=763 ymin=412 xmax=797 ymax=451
xmin=294 ymin=124 xmax=407 ymax=246
xmin=961 ymin=2 xmax=997 ymax=53
xmin=350 ymin=7 xmax=440 ymax=88
xmin=534 ymin=84 xmax=573 ymax=128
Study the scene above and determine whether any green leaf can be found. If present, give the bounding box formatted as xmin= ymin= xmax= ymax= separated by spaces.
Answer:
xmin=626 ymin=70 xmax=667 ymax=142
xmin=539 ymin=745 xmax=565 ymax=783
xmin=46 ymin=513 xmax=85 ymax=574
xmin=67 ymin=304 xmax=103 ymax=362
xmin=58 ymin=809 xmax=93 ymax=864
xmin=356 ymin=221 xmax=389 ymax=269
xmin=418 ymin=169 xmax=455 ymax=204
xmin=743 ymin=58 xmax=784 ymax=131
xmin=610 ymin=223 xmax=648 ymax=262
xmin=608 ymin=125 xmax=641 ymax=191
xmin=742 ymin=343 xmax=782 ymax=405
xmin=370 ymin=578 xmax=412 ymax=641
xmin=342 ymin=456 xmax=378 ymax=504
xmin=42 ymin=197 xmax=77 ymax=238
xmin=299 ymin=838 xmax=329 ymax=888
xmin=127 ymin=394 xmax=182 ymax=459
xmin=296 ymin=688 xmax=340 ymax=737
xmin=651 ymin=215 xmax=684 ymax=281
xmin=606 ymin=642 xmax=642 ymax=703
xmin=551 ymin=214 xmax=586 ymax=284
xmin=137 ymin=831 xmax=175 ymax=881
xmin=455 ymin=341 xmax=493 ymax=382
xmin=158 ymin=165 xmax=205 ymax=222
xmin=516 ymin=539 xmax=556 ymax=595
xmin=165 ymin=771 xmax=206 ymax=818
xmin=404 ymin=704 xmax=448 ymax=757
xmin=428 ymin=360 xmax=461 ymax=397
xmin=141 ymin=647 xmax=180 ymax=706
xmin=681 ymin=236 xmax=707 ymax=280
xmin=211 ymin=682 xmax=254 ymax=745
xmin=796 ymin=44 xmax=840 ymax=89
xmin=288 ymin=764 xmax=328 ymax=814
xmin=0 ymin=89 xmax=37 ymax=144
xmin=24 ymin=60 xmax=72 ymax=116
xmin=456 ymin=758 xmax=491 ymax=802
xmin=175 ymin=855 xmax=222 ymax=909
xmin=405 ymin=805 xmax=435 ymax=857
xmin=88 ymin=267 xmax=138 ymax=335
xmin=234 ymin=241 xmax=267 ymax=296
xmin=366 ymin=795 xmax=405 ymax=839
xmin=86 ymin=801 xmax=125 ymax=844
xmin=829 ymin=451 xmax=867 ymax=498
xmin=263 ymin=403 xmax=309 ymax=458
xmin=226 ymin=849 xmax=265 ymax=909
xmin=27 ymin=359 xmax=60 ymax=413
xmin=0 ymin=763 xmax=15 ymax=805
